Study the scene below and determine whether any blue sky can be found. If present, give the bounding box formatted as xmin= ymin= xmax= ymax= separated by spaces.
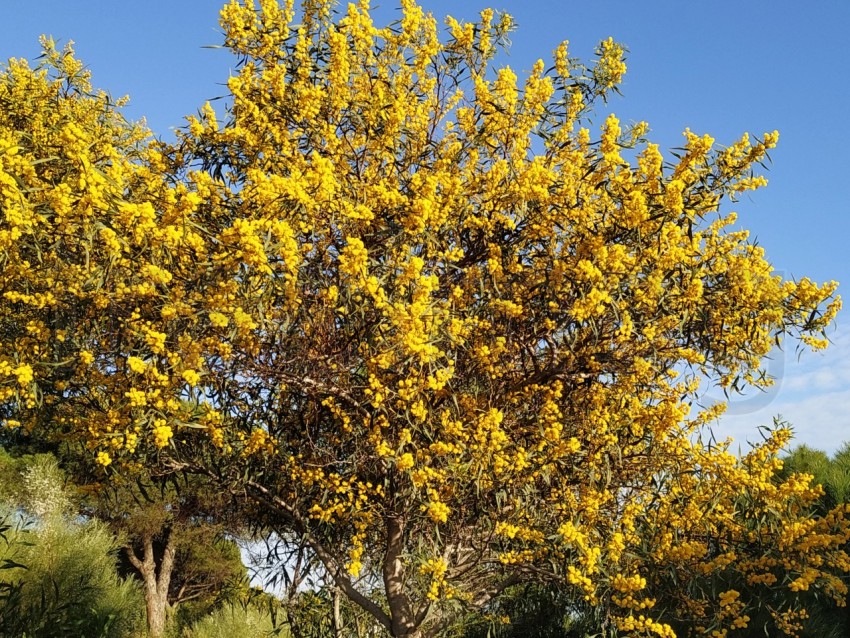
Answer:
xmin=3 ymin=0 xmax=849 ymax=453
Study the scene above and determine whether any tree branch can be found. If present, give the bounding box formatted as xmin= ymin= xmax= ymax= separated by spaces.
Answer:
xmin=125 ymin=545 xmax=145 ymax=574
xmin=243 ymin=478 xmax=393 ymax=633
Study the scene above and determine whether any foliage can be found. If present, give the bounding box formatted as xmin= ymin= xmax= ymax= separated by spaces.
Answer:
xmin=0 ymin=447 xmax=73 ymax=515
xmin=781 ymin=442 xmax=850 ymax=513
xmin=182 ymin=602 xmax=284 ymax=638
xmin=11 ymin=519 xmax=146 ymax=637
xmin=0 ymin=442 xmax=247 ymax=637
xmin=0 ymin=513 xmax=29 ymax=637
xmin=0 ymin=451 xmax=145 ymax=637
xmin=165 ymin=532 xmax=247 ymax=612
xmin=0 ymin=1 xmax=847 ymax=637
xmin=455 ymin=583 xmax=599 ymax=638
xmin=0 ymin=509 xmax=145 ymax=637
xmin=0 ymin=448 xmax=22 ymax=503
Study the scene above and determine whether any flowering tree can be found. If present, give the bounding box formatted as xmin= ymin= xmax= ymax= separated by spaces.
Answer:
xmin=1 ymin=2 xmax=848 ymax=637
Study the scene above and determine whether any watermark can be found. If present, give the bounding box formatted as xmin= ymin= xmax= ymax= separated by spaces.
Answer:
xmin=700 ymin=343 xmax=786 ymax=416
xmin=698 ymin=270 xmax=789 ymax=416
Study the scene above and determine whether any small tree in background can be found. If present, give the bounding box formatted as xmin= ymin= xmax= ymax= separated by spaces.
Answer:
xmin=99 ymin=473 xmax=248 ymax=638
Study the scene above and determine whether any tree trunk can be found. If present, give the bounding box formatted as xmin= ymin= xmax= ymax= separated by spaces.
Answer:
xmin=383 ymin=515 xmax=421 ymax=638
xmin=144 ymin=585 xmax=169 ymax=638
xmin=333 ymin=586 xmax=344 ymax=638
xmin=125 ymin=528 xmax=177 ymax=638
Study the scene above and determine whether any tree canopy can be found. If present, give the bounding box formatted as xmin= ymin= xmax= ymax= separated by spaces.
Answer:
xmin=0 ymin=1 xmax=847 ymax=637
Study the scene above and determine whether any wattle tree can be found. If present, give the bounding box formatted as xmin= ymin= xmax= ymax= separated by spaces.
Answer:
xmin=1 ymin=3 xmax=847 ymax=637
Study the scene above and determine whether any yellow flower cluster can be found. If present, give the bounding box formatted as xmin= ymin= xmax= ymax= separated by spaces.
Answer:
xmin=420 ymin=557 xmax=448 ymax=601
xmin=152 ymin=421 xmax=173 ymax=449
xmin=616 ymin=614 xmax=676 ymax=638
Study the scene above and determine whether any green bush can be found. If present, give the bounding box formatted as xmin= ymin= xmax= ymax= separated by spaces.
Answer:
xmin=183 ymin=603 xmax=285 ymax=638
xmin=0 ymin=514 xmax=145 ymax=638
xmin=0 ymin=513 xmax=29 ymax=637
xmin=0 ymin=450 xmax=144 ymax=637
